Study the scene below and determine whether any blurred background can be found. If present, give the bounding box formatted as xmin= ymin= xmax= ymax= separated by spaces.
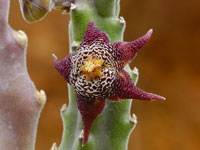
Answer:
xmin=9 ymin=0 xmax=200 ymax=150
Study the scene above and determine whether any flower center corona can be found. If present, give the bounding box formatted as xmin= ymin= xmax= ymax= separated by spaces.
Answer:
xmin=80 ymin=55 xmax=104 ymax=81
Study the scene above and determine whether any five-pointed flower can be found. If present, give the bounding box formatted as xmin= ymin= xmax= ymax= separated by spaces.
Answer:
xmin=53 ymin=22 xmax=165 ymax=145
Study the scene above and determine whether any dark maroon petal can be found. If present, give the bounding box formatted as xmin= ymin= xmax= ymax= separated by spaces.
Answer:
xmin=53 ymin=53 xmax=76 ymax=82
xmin=110 ymin=70 xmax=165 ymax=101
xmin=80 ymin=22 xmax=109 ymax=46
xmin=76 ymin=95 xmax=105 ymax=145
xmin=111 ymin=29 xmax=153 ymax=68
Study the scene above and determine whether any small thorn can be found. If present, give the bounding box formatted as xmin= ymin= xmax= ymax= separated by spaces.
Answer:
xmin=12 ymin=30 xmax=27 ymax=48
xmin=79 ymin=130 xmax=84 ymax=146
xmin=132 ymin=67 xmax=139 ymax=76
xmin=70 ymin=3 xmax=77 ymax=11
xmin=130 ymin=114 xmax=137 ymax=125
xmin=132 ymin=67 xmax=139 ymax=85
xmin=52 ymin=53 xmax=58 ymax=59
xmin=60 ymin=104 xmax=67 ymax=113
xmin=71 ymin=41 xmax=79 ymax=50
xmin=118 ymin=16 xmax=125 ymax=25
xmin=35 ymin=90 xmax=46 ymax=105
xmin=50 ymin=143 xmax=58 ymax=150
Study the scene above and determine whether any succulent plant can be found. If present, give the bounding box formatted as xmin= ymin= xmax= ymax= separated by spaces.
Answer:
xmin=0 ymin=1 xmax=46 ymax=150
xmin=0 ymin=0 xmax=165 ymax=150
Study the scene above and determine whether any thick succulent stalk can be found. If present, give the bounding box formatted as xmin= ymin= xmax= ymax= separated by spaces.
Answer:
xmin=0 ymin=0 xmax=46 ymax=150
xmin=54 ymin=0 xmax=138 ymax=150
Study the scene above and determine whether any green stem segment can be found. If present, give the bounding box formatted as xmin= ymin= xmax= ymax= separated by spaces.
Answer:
xmin=58 ymin=0 xmax=137 ymax=150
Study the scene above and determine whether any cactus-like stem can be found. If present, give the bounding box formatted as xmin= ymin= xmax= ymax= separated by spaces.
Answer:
xmin=94 ymin=0 xmax=120 ymax=17
xmin=0 ymin=0 xmax=46 ymax=150
xmin=57 ymin=0 xmax=137 ymax=149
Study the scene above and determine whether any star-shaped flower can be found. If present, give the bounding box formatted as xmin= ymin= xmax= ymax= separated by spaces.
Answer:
xmin=53 ymin=22 xmax=165 ymax=145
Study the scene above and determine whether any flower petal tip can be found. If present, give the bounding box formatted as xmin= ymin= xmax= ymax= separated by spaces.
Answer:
xmin=86 ymin=22 xmax=95 ymax=30
xmin=52 ymin=54 xmax=59 ymax=67
xmin=81 ymin=22 xmax=109 ymax=46
xmin=52 ymin=53 xmax=58 ymax=60
xmin=148 ymin=29 xmax=153 ymax=35
xmin=152 ymin=94 xmax=166 ymax=101
xmin=160 ymin=96 xmax=166 ymax=101
xmin=52 ymin=54 xmax=64 ymax=77
xmin=144 ymin=28 xmax=153 ymax=41
xmin=88 ymin=21 xmax=94 ymax=25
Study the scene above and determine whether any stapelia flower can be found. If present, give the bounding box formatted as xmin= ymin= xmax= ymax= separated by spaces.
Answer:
xmin=53 ymin=22 xmax=165 ymax=145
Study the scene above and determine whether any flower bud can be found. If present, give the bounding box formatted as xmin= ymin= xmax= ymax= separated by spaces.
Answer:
xmin=19 ymin=0 xmax=51 ymax=23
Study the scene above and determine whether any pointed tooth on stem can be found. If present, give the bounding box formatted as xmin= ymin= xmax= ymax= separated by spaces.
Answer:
xmin=132 ymin=67 xmax=139 ymax=76
xmin=129 ymin=113 xmax=137 ymax=126
xmin=118 ymin=16 xmax=125 ymax=25
xmin=132 ymin=67 xmax=139 ymax=85
xmin=79 ymin=130 xmax=84 ymax=146
xmin=71 ymin=41 xmax=79 ymax=50
xmin=50 ymin=142 xmax=58 ymax=150
xmin=12 ymin=30 xmax=27 ymax=48
xmin=60 ymin=104 xmax=67 ymax=113
xmin=70 ymin=3 xmax=77 ymax=11
xmin=35 ymin=90 xmax=46 ymax=105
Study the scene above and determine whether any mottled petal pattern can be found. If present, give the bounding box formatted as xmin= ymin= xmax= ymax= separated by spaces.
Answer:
xmin=54 ymin=22 xmax=165 ymax=145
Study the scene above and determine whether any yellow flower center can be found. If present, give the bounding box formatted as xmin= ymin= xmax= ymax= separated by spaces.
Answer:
xmin=80 ymin=55 xmax=104 ymax=81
